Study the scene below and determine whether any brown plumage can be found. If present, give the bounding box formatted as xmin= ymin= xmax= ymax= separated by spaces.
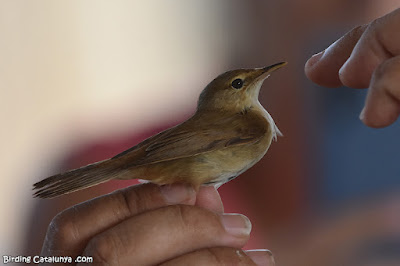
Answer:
xmin=33 ymin=62 xmax=287 ymax=198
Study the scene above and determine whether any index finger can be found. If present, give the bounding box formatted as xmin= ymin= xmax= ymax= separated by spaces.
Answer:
xmin=41 ymin=183 xmax=198 ymax=257
xmin=305 ymin=25 xmax=366 ymax=88
xmin=305 ymin=8 xmax=400 ymax=89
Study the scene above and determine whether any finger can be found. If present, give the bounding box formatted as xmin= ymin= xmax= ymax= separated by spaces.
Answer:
xmin=82 ymin=205 xmax=252 ymax=265
xmin=196 ymin=186 xmax=224 ymax=213
xmin=41 ymin=183 xmax=196 ymax=256
xmin=245 ymin=250 xmax=275 ymax=266
xmin=339 ymin=8 xmax=400 ymax=88
xmin=160 ymin=247 xmax=274 ymax=266
xmin=305 ymin=25 xmax=366 ymax=87
xmin=360 ymin=56 xmax=400 ymax=128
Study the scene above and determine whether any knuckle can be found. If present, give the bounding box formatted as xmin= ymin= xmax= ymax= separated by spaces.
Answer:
xmin=111 ymin=189 xmax=140 ymax=219
xmin=373 ymin=59 xmax=400 ymax=98
xmin=369 ymin=17 xmax=381 ymax=31
xmin=169 ymin=205 xmax=232 ymax=244
xmin=84 ymin=233 xmax=120 ymax=265
xmin=368 ymin=18 xmax=394 ymax=56
xmin=373 ymin=62 xmax=388 ymax=82
xmin=171 ymin=205 xmax=221 ymax=235
xmin=172 ymin=204 xmax=193 ymax=230
xmin=48 ymin=208 xmax=79 ymax=246
xmin=204 ymin=248 xmax=224 ymax=264
xmin=112 ymin=183 xmax=160 ymax=217
xmin=375 ymin=58 xmax=399 ymax=78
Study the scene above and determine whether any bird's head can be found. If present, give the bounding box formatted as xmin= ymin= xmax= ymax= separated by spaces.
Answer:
xmin=197 ymin=62 xmax=287 ymax=113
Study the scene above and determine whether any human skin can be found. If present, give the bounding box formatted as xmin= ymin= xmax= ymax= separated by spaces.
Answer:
xmin=305 ymin=7 xmax=400 ymax=128
xmin=40 ymin=183 xmax=274 ymax=265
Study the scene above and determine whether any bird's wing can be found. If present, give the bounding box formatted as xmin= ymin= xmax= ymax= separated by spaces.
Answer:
xmin=123 ymin=112 xmax=268 ymax=167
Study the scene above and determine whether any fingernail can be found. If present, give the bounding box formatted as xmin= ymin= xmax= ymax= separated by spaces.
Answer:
xmin=306 ymin=51 xmax=324 ymax=68
xmin=311 ymin=50 xmax=324 ymax=59
xmin=246 ymin=249 xmax=275 ymax=266
xmin=221 ymin=213 xmax=252 ymax=237
xmin=359 ymin=107 xmax=366 ymax=121
xmin=160 ymin=184 xmax=196 ymax=204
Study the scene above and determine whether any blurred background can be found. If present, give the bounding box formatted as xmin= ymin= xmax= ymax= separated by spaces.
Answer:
xmin=1 ymin=0 xmax=400 ymax=265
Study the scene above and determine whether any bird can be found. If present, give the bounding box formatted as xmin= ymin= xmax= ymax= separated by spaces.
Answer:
xmin=33 ymin=62 xmax=287 ymax=198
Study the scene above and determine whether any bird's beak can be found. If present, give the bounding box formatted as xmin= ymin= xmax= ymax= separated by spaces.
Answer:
xmin=262 ymin=61 xmax=288 ymax=74
xmin=253 ymin=62 xmax=287 ymax=83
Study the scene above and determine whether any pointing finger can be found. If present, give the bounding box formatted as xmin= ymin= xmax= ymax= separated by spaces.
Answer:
xmin=305 ymin=25 xmax=366 ymax=88
xmin=306 ymin=8 xmax=400 ymax=90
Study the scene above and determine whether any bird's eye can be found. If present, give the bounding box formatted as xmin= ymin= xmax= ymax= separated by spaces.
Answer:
xmin=231 ymin=79 xmax=244 ymax=89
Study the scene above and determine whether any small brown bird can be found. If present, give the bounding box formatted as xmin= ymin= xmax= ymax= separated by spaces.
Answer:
xmin=33 ymin=62 xmax=287 ymax=198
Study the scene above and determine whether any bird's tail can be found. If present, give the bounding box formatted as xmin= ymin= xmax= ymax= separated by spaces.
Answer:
xmin=33 ymin=159 xmax=123 ymax=198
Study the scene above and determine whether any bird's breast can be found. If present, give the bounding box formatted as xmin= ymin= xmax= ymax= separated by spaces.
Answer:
xmin=255 ymin=102 xmax=282 ymax=141
xmin=194 ymin=126 xmax=273 ymax=185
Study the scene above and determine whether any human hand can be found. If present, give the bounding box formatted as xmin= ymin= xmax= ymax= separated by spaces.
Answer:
xmin=41 ymin=183 xmax=274 ymax=265
xmin=305 ymin=8 xmax=400 ymax=128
